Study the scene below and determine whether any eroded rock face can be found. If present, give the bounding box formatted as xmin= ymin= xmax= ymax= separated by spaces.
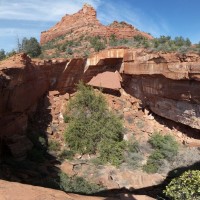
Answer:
xmin=0 ymin=54 xmax=48 ymax=159
xmin=40 ymin=4 xmax=152 ymax=45
xmin=123 ymin=75 xmax=200 ymax=130
xmin=1 ymin=49 xmax=200 ymax=159
xmin=0 ymin=55 xmax=73 ymax=158
xmin=123 ymin=49 xmax=200 ymax=80
xmin=87 ymin=48 xmax=200 ymax=130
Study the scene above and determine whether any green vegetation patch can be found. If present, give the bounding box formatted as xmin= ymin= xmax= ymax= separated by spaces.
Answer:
xmin=64 ymin=82 xmax=125 ymax=166
xmin=20 ymin=37 xmax=41 ymax=57
xmin=143 ymin=133 xmax=179 ymax=174
xmin=164 ymin=170 xmax=200 ymax=200
xmin=89 ymin=36 xmax=106 ymax=52
xmin=60 ymin=172 xmax=104 ymax=194
xmin=48 ymin=140 xmax=61 ymax=152
xmin=0 ymin=49 xmax=6 ymax=61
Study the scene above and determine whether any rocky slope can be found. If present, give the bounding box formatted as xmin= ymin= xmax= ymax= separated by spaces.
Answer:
xmin=40 ymin=4 xmax=152 ymax=45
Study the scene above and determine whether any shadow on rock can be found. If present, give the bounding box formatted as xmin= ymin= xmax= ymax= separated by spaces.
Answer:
xmin=0 ymin=93 xmax=62 ymax=190
xmin=93 ymin=161 xmax=200 ymax=200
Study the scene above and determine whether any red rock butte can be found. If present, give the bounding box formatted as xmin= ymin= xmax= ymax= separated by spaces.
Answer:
xmin=40 ymin=4 xmax=153 ymax=45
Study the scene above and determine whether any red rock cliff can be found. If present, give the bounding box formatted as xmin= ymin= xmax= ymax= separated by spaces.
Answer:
xmin=87 ymin=49 xmax=200 ymax=130
xmin=40 ymin=4 xmax=153 ymax=45
xmin=1 ymin=49 xmax=200 ymax=158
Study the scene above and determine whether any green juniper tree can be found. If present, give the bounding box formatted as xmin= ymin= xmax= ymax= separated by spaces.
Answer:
xmin=64 ymin=82 xmax=125 ymax=166
xmin=21 ymin=37 xmax=41 ymax=57
xmin=0 ymin=49 xmax=6 ymax=60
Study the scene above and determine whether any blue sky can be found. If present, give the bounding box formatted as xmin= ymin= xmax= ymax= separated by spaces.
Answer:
xmin=0 ymin=0 xmax=200 ymax=52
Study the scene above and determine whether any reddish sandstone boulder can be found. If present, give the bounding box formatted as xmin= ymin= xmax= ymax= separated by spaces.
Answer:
xmin=88 ymin=71 xmax=121 ymax=90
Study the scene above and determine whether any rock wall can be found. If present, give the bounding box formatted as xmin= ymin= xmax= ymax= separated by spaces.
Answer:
xmin=88 ymin=48 xmax=200 ymax=130
xmin=0 ymin=49 xmax=200 ymax=158
xmin=0 ymin=54 xmax=49 ymax=158
xmin=123 ymin=49 xmax=200 ymax=80
xmin=0 ymin=54 xmax=69 ymax=158
xmin=121 ymin=49 xmax=200 ymax=130
xmin=40 ymin=4 xmax=152 ymax=45
xmin=123 ymin=75 xmax=200 ymax=130
xmin=0 ymin=54 xmax=67 ymax=138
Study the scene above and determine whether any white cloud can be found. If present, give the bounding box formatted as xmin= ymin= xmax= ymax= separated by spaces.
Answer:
xmin=0 ymin=0 xmax=101 ymax=21
xmin=0 ymin=0 xmax=173 ymax=52
xmin=0 ymin=0 xmax=170 ymax=37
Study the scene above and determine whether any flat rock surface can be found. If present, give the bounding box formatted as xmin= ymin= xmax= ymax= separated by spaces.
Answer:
xmin=0 ymin=180 xmax=155 ymax=200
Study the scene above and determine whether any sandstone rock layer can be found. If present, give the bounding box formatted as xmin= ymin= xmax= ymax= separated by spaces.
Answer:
xmin=87 ymin=48 xmax=200 ymax=130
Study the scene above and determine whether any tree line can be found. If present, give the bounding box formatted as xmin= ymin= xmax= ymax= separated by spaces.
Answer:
xmin=1 ymin=34 xmax=200 ymax=61
xmin=0 ymin=37 xmax=41 ymax=61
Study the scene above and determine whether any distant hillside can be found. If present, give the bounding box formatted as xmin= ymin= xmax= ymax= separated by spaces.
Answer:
xmin=41 ymin=4 xmax=152 ymax=45
xmin=39 ymin=4 xmax=200 ymax=59
xmin=40 ymin=4 xmax=153 ymax=58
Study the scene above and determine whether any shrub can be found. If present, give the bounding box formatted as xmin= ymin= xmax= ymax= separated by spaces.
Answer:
xmin=150 ymin=36 xmax=193 ymax=53
xmin=0 ymin=49 xmax=6 ymax=60
xmin=164 ymin=170 xmax=200 ymax=200
xmin=136 ymin=120 xmax=144 ymax=129
xmin=38 ymin=136 xmax=46 ymax=147
xmin=174 ymin=36 xmax=191 ymax=47
xmin=178 ymin=46 xmax=190 ymax=54
xmin=98 ymin=139 xmax=126 ymax=166
xmin=59 ymin=172 xmax=104 ymax=194
xmin=127 ymin=140 xmax=140 ymax=153
xmin=64 ymin=82 xmax=125 ymax=166
xmin=133 ymin=35 xmax=146 ymax=42
xmin=90 ymin=36 xmax=106 ymax=52
xmin=6 ymin=50 xmax=16 ymax=57
xmin=48 ymin=140 xmax=61 ymax=152
xmin=172 ymin=148 xmax=200 ymax=170
xmin=143 ymin=133 xmax=179 ymax=173
xmin=109 ymin=34 xmax=118 ymax=46
xmin=149 ymin=133 xmax=178 ymax=160
xmin=21 ymin=37 xmax=41 ymax=57
xmin=143 ymin=150 xmax=164 ymax=173
xmin=63 ymin=114 xmax=70 ymax=123
xmin=126 ymin=152 xmax=143 ymax=170
xmin=66 ymin=47 xmax=73 ymax=55
xmin=27 ymin=131 xmax=47 ymax=151
xmin=59 ymin=149 xmax=75 ymax=161
xmin=84 ymin=50 xmax=90 ymax=57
